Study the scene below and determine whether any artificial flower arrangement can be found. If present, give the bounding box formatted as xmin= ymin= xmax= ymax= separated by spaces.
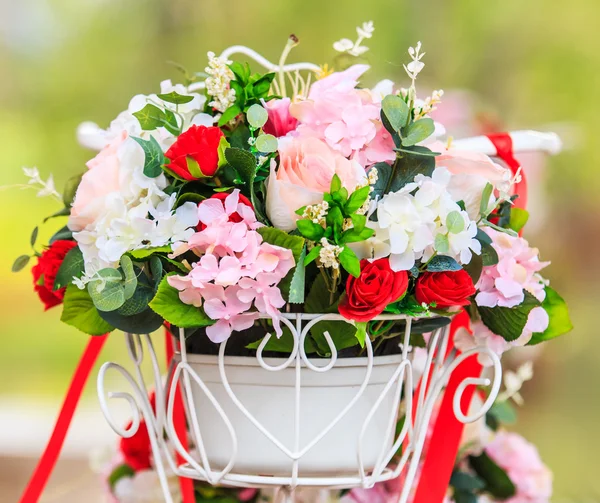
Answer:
xmin=14 ymin=23 xmax=572 ymax=364
xmin=97 ymin=361 xmax=551 ymax=503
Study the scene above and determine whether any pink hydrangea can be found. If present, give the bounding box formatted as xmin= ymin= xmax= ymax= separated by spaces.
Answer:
xmin=167 ymin=190 xmax=295 ymax=342
xmin=476 ymin=229 xmax=549 ymax=309
xmin=486 ymin=431 xmax=553 ymax=503
xmin=290 ymin=65 xmax=395 ymax=167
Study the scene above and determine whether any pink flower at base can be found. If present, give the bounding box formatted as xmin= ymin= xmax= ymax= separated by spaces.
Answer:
xmin=263 ymin=98 xmax=298 ymax=137
xmin=476 ymin=229 xmax=550 ymax=309
xmin=486 ymin=431 xmax=553 ymax=503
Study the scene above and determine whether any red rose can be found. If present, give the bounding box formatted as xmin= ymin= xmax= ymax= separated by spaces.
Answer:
xmin=165 ymin=125 xmax=225 ymax=180
xmin=415 ymin=270 xmax=476 ymax=309
xmin=31 ymin=240 xmax=77 ymax=310
xmin=119 ymin=420 xmax=152 ymax=472
xmin=339 ymin=258 xmax=409 ymax=322
xmin=197 ymin=191 xmax=254 ymax=231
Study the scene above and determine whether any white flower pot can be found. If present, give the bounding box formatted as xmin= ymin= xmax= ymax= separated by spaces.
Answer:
xmin=177 ymin=352 xmax=406 ymax=476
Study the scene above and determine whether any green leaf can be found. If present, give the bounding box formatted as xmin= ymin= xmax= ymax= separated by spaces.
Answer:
xmin=304 ymin=245 xmax=321 ymax=266
xmin=120 ymin=255 xmax=137 ymax=300
xmin=225 ymin=147 xmax=257 ymax=184
xmin=487 ymin=400 xmax=517 ymax=425
xmin=108 ymin=464 xmax=134 ymax=490
xmin=469 ymin=452 xmax=516 ymax=500
xmin=370 ymin=162 xmax=393 ymax=200
xmin=434 ymin=233 xmax=450 ymax=254
xmin=479 ymin=183 xmax=494 ymax=217
xmin=255 ymin=134 xmax=278 ymax=153
xmin=49 ymin=226 xmax=73 ymax=244
xmin=330 ymin=173 xmax=342 ymax=193
xmin=288 ymin=247 xmax=306 ymax=304
xmin=53 ymin=246 xmax=84 ymax=290
xmin=483 ymin=219 xmax=518 ymax=237
xmin=252 ymin=73 xmax=275 ymax=97
xmin=450 ymin=471 xmax=486 ymax=491
xmin=246 ymin=104 xmax=269 ymax=128
xmin=43 ymin=207 xmax=71 ymax=223
xmin=116 ymin=270 xmax=156 ymax=316
xmin=341 ymin=226 xmax=374 ymax=243
xmin=62 ymin=173 xmax=82 ymax=207
xmin=339 ymin=246 xmax=361 ymax=277
xmin=478 ymin=291 xmax=541 ymax=341
xmin=156 ymin=91 xmax=195 ymax=104
xmin=149 ymin=274 xmax=213 ymax=328
xmin=11 ymin=254 xmax=30 ymax=272
xmin=132 ymin=103 xmax=166 ymax=131
xmin=401 ymin=118 xmax=435 ymax=147
xmin=529 ymin=286 xmax=573 ymax=344
xmin=229 ymin=61 xmax=250 ymax=83
xmin=345 ymin=185 xmax=370 ymax=214
xmin=381 ymin=95 xmax=409 ymax=132
xmin=162 ymin=109 xmax=180 ymax=136
xmin=218 ymin=104 xmax=242 ymax=126
xmin=127 ymin=246 xmax=173 ymax=260
xmin=355 ymin=322 xmax=367 ymax=348
xmin=99 ymin=306 xmax=164 ymax=334
xmin=509 ymin=207 xmax=529 ymax=233
xmin=61 ymin=284 xmax=115 ymax=335
xmin=386 ymin=147 xmax=436 ymax=193
xmin=446 ymin=211 xmax=465 ymax=234
xmin=296 ymin=219 xmax=325 ymax=241
xmin=481 ymin=242 xmax=499 ymax=266
xmin=476 ymin=228 xmax=493 ymax=245
xmin=87 ymin=268 xmax=126 ymax=312
xmin=426 ymin=255 xmax=462 ymax=272
xmin=350 ymin=214 xmax=367 ymax=232
xmin=175 ymin=192 xmax=205 ymax=208
xmin=464 ymin=253 xmax=483 ymax=284
xmin=131 ymin=136 xmax=165 ymax=178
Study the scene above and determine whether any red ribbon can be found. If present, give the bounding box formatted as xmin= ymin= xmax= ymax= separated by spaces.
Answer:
xmin=165 ymin=330 xmax=196 ymax=503
xmin=412 ymin=132 xmax=526 ymax=503
xmin=19 ymin=334 xmax=109 ymax=503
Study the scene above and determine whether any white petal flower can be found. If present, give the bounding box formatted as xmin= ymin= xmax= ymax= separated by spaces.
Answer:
xmin=333 ymin=38 xmax=354 ymax=53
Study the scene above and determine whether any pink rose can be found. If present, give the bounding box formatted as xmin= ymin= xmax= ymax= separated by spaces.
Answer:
xmin=263 ymin=98 xmax=298 ymax=137
xmin=69 ymin=131 xmax=127 ymax=231
xmin=431 ymin=141 xmax=512 ymax=220
xmin=266 ymin=136 xmax=366 ymax=230
xmin=486 ymin=431 xmax=553 ymax=503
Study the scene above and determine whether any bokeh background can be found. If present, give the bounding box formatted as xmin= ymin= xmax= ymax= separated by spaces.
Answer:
xmin=1 ymin=0 xmax=598 ymax=501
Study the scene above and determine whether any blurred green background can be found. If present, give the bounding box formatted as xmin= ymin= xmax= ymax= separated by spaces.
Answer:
xmin=0 ymin=0 xmax=598 ymax=499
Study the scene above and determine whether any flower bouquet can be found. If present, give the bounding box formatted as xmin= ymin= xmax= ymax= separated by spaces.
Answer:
xmin=15 ymin=20 xmax=572 ymax=502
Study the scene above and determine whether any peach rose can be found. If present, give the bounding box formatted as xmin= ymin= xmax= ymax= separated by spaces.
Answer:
xmin=431 ymin=141 xmax=512 ymax=220
xmin=68 ymin=131 xmax=127 ymax=232
xmin=266 ymin=136 xmax=366 ymax=231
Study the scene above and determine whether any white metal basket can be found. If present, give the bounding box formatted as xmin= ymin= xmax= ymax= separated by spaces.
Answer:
xmin=97 ymin=314 xmax=502 ymax=503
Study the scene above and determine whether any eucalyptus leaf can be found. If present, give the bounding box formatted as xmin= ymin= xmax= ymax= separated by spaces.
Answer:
xmin=401 ymin=118 xmax=435 ymax=147
xmin=381 ymin=95 xmax=409 ymax=132
xmin=426 ymin=255 xmax=462 ymax=272
xmin=87 ymin=268 xmax=126 ymax=312
xmin=246 ymin=104 xmax=269 ymax=128
xmin=255 ymin=134 xmax=278 ymax=153
xmin=11 ymin=255 xmax=30 ymax=273
xmin=446 ymin=211 xmax=465 ymax=234
xmin=434 ymin=233 xmax=450 ymax=253
xmin=120 ymin=255 xmax=137 ymax=300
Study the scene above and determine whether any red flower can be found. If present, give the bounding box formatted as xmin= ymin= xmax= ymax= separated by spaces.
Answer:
xmin=119 ymin=420 xmax=152 ymax=472
xmin=31 ymin=240 xmax=77 ymax=310
xmin=339 ymin=258 xmax=409 ymax=322
xmin=197 ymin=191 xmax=254 ymax=231
xmin=165 ymin=125 xmax=225 ymax=180
xmin=415 ymin=270 xmax=476 ymax=309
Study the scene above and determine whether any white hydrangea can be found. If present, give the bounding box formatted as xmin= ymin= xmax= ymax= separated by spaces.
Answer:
xmin=74 ymin=196 xmax=199 ymax=275
xmin=369 ymin=167 xmax=481 ymax=271
xmin=77 ymin=79 xmax=211 ymax=152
